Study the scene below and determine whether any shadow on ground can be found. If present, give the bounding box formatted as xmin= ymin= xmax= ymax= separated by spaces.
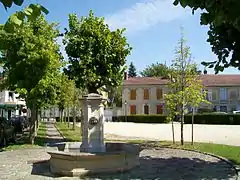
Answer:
xmin=30 ymin=155 xmax=236 ymax=179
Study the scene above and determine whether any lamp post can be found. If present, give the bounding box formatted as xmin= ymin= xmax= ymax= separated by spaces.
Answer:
xmin=124 ymin=100 xmax=127 ymax=122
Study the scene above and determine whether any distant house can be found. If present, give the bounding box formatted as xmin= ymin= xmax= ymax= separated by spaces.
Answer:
xmin=122 ymin=74 xmax=240 ymax=115
xmin=0 ymin=90 xmax=27 ymax=119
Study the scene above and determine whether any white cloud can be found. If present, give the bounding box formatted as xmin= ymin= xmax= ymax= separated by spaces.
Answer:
xmin=105 ymin=0 xmax=191 ymax=34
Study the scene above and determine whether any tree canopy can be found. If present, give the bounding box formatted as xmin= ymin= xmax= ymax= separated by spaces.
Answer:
xmin=128 ymin=61 xmax=137 ymax=77
xmin=63 ymin=10 xmax=132 ymax=93
xmin=173 ymin=0 xmax=240 ymax=73
xmin=0 ymin=15 xmax=62 ymax=143
xmin=1 ymin=3 xmax=48 ymax=33
xmin=140 ymin=62 xmax=168 ymax=77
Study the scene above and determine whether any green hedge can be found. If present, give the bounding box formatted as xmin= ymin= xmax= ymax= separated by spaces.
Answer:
xmin=113 ymin=114 xmax=240 ymax=125
xmin=184 ymin=114 xmax=240 ymax=125
xmin=112 ymin=115 xmax=170 ymax=124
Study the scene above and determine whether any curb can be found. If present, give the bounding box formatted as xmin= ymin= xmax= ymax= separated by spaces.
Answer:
xmin=53 ymin=123 xmax=67 ymax=141
xmin=145 ymin=145 xmax=240 ymax=180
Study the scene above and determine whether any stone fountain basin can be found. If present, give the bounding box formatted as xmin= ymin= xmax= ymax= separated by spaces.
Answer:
xmin=47 ymin=142 xmax=140 ymax=177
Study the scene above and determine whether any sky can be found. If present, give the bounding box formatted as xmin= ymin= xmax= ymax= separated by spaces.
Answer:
xmin=0 ymin=0 xmax=239 ymax=75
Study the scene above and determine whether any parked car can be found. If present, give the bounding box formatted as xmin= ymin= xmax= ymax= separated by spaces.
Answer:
xmin=0 ymin=117 xmax=16 ymax=147
xmin=10 ymin=116 xmax=29 ymax=133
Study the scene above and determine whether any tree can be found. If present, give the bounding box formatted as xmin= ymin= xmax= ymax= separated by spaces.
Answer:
xmin=63 ymin=10 xmax=132 ymax=94
xmin=173 ymin=0 xmax=240 ymax=73
xmin=128 ymin=61 xmax=137 ymax=77
xmin=0 ymin=15 xmax=62 ymax=143
xmin=106 ymin=85 xmax=122 ymax=107
xmin=140 ymin=62 xmax=169 ymax=77
xmin=57 ymin=74 xmax=75 ymax=122
xmin=1 ymin=3 xmax=48 ymax=33
xmin=164 ymin=30 xmax=208 ymax=145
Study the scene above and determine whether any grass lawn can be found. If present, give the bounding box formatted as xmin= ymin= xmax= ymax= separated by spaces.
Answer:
xmin=3 ymin=121 xmax=47 ymax=151
xmin=55 ymin=122 xmax=82 ymax=142
xmin=55 ymin=122 xmax=240 ymax=165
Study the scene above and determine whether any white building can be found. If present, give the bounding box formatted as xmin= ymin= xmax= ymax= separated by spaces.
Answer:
xmin=0 ymin=90 xmax=27 ymax=119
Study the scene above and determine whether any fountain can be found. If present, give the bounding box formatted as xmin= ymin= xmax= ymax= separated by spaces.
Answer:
xmin=47 ymin=93 xmax=140 ymax=177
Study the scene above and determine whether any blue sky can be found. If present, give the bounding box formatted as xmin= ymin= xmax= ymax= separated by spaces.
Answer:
xmin=0 ymin=0 xmax=239 ymax=74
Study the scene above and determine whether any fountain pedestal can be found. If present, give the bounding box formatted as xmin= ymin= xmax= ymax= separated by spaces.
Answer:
xmin=80 ymin=93 xmax=105 ymax=153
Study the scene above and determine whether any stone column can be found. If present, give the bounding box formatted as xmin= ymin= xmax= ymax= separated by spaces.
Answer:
xmin=80 ymin=93 xmax=106 ymax=153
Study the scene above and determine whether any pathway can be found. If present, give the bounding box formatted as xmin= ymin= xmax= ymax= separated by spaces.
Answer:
xmin=0 ymin=122 xmax=238 ymax=179
xmin=45 ymin=122 xmax=64 ymax=146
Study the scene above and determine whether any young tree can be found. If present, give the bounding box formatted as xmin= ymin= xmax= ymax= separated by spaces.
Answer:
xmin=164 ymin=30 xmax=208 ymax=145
xmin=57 ymin=74 xmax=75 ymax=123
xmin=173 ymin=0 xmax=240 ymax=73
xmin=0 ymin=15 xmax=61 ymax=144
xmin=140 ymin=62 xmax=169 ymax=77
xmin=63 ymin=10 xmax=132 ymax=94
xmin=128 ymin=61 xmax=137 ymax=77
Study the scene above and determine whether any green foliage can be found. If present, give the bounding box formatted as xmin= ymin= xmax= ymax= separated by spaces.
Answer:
xmin=128 ymin=61 xmax=137 ymax=77
xmin=173 ymin=0 xmax=240 ymax=73
xmin=140 ymin=62 xmax=169 ymax=77
xmin=57 ymin=74 xmax=75 ymax=110
xmin=2 ymin=3 xmax=48 ymax=33
xmin=112 ymin=115 xmax=170 ymax=123
xmin=63 ymin=10 xmax=132 ymax=93
xmin=1 ymin=0 xmax=24 ymax=9
xmin=184 ymin=114 xmax=240 ymax=125
xmin=0 ymin=15 xmax=61 ymax=109
xmin=107 ymin=85 xmax=122 ymax=107
xmin=164 ymin=30 xmax=208 ymax=121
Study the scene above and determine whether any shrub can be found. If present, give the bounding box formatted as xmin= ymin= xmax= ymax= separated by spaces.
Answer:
xmin=112 ymin=115 xmax=170 ymax=123
xmin=184 ymin=113 xmax=240 ymax=125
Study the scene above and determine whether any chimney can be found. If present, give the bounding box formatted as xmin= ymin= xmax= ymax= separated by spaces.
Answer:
xmin=203 ymin=69 xmax=207 ymax=74
xmin=124 ymin=72 xmax=128 ymax=80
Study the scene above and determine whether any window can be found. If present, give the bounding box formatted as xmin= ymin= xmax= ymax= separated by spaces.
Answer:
xmin=156 ymin=104 xmax=163 ymax=114
xmin=220 ymin=88 xmax=227 ymax=100
xmin=143 ymin=89 xmax=149 ymax=100
xmin=229 ymin=90 xmax=237 ymax=101
xmin=144 ymin=105 xmax=149 ymax=114
xmin=213 ymin=106 xmax=217 ymax=112
xmin=212 ymin=90 xmax=217 ymax=101
xmin=130 ymin=89 xmax=136 ymax=100
xmin=130 ymin=105 xmax=136 ymax=115
xmin=156 ymin=88 xmax=163 ymax=100
xmin=8 ymin=92 xmax=13 ymax=101
xmin=220 ymin=106 xmax=227 ymax=112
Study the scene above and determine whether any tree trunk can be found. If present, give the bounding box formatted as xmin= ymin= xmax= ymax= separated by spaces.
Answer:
xmin=60 ymin=109 xmax=63 ymax=123
xmin=180 ymin=105 xmax=184 ymax=145
xmin=35 ymin=109 xmax=39 ymax=133
xmin=72 ymin=105 xmax=76 ymax=130
xmin=67 ymin=107 xmax=70 ymax=128
xmin=191 ymin=108 xmax=194 ymax=145
xmin=171 ymin=119 xmax=175 ymax=144
xmin=29 ymin=105 xmax=36 ymax=144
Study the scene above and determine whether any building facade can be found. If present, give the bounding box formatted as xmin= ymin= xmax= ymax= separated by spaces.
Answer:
xmin=122 ymin=75 xmax=240 ymax=115
xmin=0 ymin=90 xmax=27 ymax=119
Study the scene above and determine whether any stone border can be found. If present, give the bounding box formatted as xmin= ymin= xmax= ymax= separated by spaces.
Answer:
xmin=179 ymin=148 xmax=240 ymax=179
xmin=144 ymin=145 xmax=240 ymax=179
xmin=53 ymin=123 xmax=67 ymax=141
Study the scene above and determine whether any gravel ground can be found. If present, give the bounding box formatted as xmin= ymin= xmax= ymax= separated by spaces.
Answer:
xmin=101 ymin=122 xmax=240 ymax=146
xmin=0 ymin=147 xmax=237 ymax=180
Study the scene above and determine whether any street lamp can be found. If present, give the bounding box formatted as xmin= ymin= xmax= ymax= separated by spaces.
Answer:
xmin=124 ymin=100 xmax=127 ymax=122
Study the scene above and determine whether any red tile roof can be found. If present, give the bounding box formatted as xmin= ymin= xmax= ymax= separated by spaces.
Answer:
xmin=124 ymin=74 xmax=240 ymax=87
